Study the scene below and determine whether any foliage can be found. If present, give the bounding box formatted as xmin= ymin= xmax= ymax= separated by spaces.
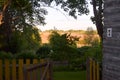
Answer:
xmin=5 ymin=26 xmax=41 ymax=54
xmin=77 ymin=44 xmax=102 ymax=65
xmin=48 ymin=30 xmax=102 ymax=71
xmin=0 ymin=0 xmax=48 ymax=26
xmin=43 ymin=0 xmax=89 ymax=19
xmin=0 ymin=0 xmax=45 ymax=53
xmin=36 ymin=43 xmax=51 ymax=58
xmin=84 ymin=27 xmax=100 ymax=46
xmin=22 ymin=26 xmax=41 ymax=50
xmin=49 ymin=31 xmax=79 ymax=61
xmin=0 ymin=51 xmax=13 ymax=59
xmin=85 ymin=45 xmax=102 ymax=62
xmin=15 ymin=51 xmax=38 ymax=59
xmin=53 ymin=65 xmax=70 ymax=71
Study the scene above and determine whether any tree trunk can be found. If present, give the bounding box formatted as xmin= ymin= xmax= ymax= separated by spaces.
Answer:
xmin=92 ymin=0 xmax=103 ymax=41
xmin=0 ymin=0 xmax=12 ymax=52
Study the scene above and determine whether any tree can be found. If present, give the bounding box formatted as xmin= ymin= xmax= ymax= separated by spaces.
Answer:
xmin=8 ymin=25 xmax=41 ymax=53
xmin=0 ymin=0 xmax=103 ymax=52
xmin=84 ymin=27 xmax=94 ymax=46
xmin=0 ymin=0 xmax=47 ymax=26
xmin=49 ymin=31 xmax=79 ymax=61
xmin=84 ymin=27 xmax=100 ymax=46
xmin=0 ymin=0 xmax=46 ymax=52
xmin=36 ymin=43 xmax=51 ymax=58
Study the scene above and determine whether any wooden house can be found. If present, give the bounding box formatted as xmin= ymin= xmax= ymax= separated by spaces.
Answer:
xmin=103 ymin=0 xmax=120 ymax=80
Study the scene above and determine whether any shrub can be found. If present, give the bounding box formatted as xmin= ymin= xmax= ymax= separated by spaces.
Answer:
xmin=0 ymin=51 xmax=13 ymax=59
xmin=15 ymin=51 xmax=38 ymax=59
xmin=36 ymin=44 xmax=51 ymax=58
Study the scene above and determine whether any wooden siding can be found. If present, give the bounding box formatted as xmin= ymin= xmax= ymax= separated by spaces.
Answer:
xmin=103 ymin=0 xmax=120 ymax=80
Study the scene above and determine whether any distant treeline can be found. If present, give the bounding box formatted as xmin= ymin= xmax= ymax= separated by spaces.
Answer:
xmin=41 ymin=29 xmax=98 ymax=34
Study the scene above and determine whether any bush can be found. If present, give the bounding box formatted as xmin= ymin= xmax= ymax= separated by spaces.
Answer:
xmin=36 ymin=44 xmax=51 ymax=58
xmin=53 ymin=66 xmax=70 ymax=71
xmin=15 ymin=51 xmax=38 ymax=59
xmin=0 ymin=51 xmax=13 ymax=59
xmin=85 ymin=46 xmax=102 ymax=62
xmin=69 ymin=58 xmax=86 ymax=71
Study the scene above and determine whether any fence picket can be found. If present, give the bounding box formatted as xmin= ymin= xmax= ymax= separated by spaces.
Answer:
xmin=18 ymin=59 xmax=23 ymax=80
xmin=97 ymin=62 xmax=100 ymax=80
xmin=26 ymin=59 xmax=30 ymax=66
xmin=93 ymin=60 xmax=96 ymax=80
xmin=0 ymin=60 xmax=2 ymax=80
xmin=0 ymin=59 xmax=52 ymax=80
xmin=89 ymin=58 xmax=92 ymax=80
xmin=33 ymin=59 xmax=38 ymax=64
xmin=33 ymin=59 xmax=38 ymax=80
xmin=12 ymin=59 xmax=16 ymax=80
xmin=87 ymin=58 xmax=100 ymax=80
xmin=5 ymin=59 xmax=10 ymax=80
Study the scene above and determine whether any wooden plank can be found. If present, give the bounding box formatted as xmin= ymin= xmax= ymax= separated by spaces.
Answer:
xmin=12 ymin=59 xmax=16 ymax=80
xmin=86 ymin=58 xmax=90 ymax=80
xmin=5 ymin=59 xmax=10 ymax=80
xmin=97 ymin=62 xmax=100 ymax=80
xmin=18 ymin=59 xmax=23 ymax=80
xmin=26 ymin=59 xmax=31 ymax=80
xmin=0 ymin=60 xmax=2 ymax=80
xmin=39 ymin=59 xmax=45 ymax=80
xmin=33 ymin=59 xmax=38 ymax=80
xmin=90 ymin=58 xmax=93 ymax=80
xmin=46 ymin=62 xmax=50 ymax=80
xmin=49 ymin=60 xmax=53 ymax=80
xmin=33 ymin=59 xmax=38 ymax=64
xmin=93 ymin=60 xmax=96 ymax=80
xmin=26 ymin=59 xmax=30 ymax=66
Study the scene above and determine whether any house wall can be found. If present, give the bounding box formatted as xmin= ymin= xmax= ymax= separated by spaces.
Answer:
xmin=103 ymin=0 xmax=120 ymax=80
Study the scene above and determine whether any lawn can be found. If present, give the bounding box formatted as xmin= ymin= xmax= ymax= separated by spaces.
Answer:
xmin=53 ymin=70 xmax=86 ymax=80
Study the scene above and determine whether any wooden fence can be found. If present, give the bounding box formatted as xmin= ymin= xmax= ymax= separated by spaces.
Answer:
xmin=0 ymin=59 xmax=53 ymax=80
xmin=86 ymin=58 xmax=101 ymax=80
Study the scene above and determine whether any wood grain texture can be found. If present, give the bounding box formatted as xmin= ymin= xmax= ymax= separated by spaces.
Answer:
xmin=103 ymin=0 xmax=120 ymax=80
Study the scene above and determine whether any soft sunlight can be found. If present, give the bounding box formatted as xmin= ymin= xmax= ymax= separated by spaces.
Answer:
xmin=38 ymin=3 xmax=96 ymax=31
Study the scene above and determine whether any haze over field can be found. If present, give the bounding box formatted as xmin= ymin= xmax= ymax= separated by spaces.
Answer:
xmin=40 ymin=30 xmax=99 ymax=47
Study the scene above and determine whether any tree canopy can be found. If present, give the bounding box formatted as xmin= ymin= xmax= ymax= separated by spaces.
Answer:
xmin=49 ymin=31 xmax=79 ymax=61
xmin=0 ymin=0 xmax=44 ymax=53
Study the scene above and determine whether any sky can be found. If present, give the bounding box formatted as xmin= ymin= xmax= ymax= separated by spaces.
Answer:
xmin=37 ymin=3 xmax=96 ymax=31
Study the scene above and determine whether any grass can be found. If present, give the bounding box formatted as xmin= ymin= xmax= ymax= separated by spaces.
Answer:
xmin=53 ymin=70 xmax=86 ymax=80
